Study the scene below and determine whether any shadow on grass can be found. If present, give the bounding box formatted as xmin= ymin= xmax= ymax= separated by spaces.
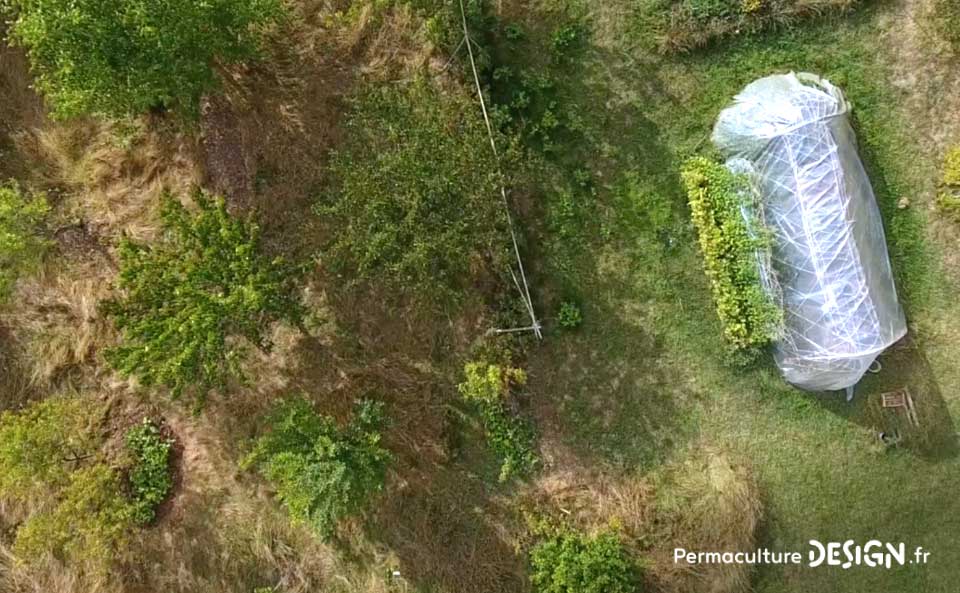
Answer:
xmin=809 ymin=335 xmax=959 ymax=461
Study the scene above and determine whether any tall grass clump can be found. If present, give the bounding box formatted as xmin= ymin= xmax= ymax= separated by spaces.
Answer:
xmin=657 ymin=0 xmax=862 ymax=53
xmin=934 ymin=0 xmax=960 ymax=48
xmin=652 ymin=447 xmax=763 ymax=593
xmin=0 ymin=181 xmax=49 ymax=301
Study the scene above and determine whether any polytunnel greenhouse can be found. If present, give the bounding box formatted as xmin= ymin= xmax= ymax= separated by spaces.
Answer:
xmin=712 ymin=72 xmax=907 ymax=394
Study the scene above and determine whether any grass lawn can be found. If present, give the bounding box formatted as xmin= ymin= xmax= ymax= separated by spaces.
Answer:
xmin=515 ymin=1 xmax=960 ymax=590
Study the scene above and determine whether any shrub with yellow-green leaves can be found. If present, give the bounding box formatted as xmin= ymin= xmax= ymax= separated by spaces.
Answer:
xmin=936 ymin=146 xmax=960 ymax=221
xmin=458 ymin=362 xmax=538 ymax=481
xmin=681 ymin=157 xmax=779 ymax=354
xmin=0 ymin=397 xmax=134 ymax=570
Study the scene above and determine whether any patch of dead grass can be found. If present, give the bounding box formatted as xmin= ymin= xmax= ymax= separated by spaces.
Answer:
xmin=649 ymin=445 xmax=763 ymax=593
xmin=4 ymin=265 xmax=115 ymax=388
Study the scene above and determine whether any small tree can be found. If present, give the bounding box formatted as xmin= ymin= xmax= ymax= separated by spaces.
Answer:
xmin=103 ymin=191 xmax=306 ymax=399
xmin=319 ymin=80 xmax=513 ymax=300
xmin=0 ymin=181 xmax=49 ymax=300
xmin=2 ymin=0 xmax=285 ymax=118
xmin=242 ymin=397 xmax=391 ymax=538
xmin=530 ymin=529 xmax=641 ymax=593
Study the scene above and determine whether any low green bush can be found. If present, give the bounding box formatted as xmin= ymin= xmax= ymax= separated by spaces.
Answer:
xmin=681 ymin=157 xmax=779 ymax=353
xmin=937 ymin=146 xmax=960 ymax=222
xmin=13 ymin=464 xmax=134 ymax=568
xmin=459 ymin=362 xmax=538 ymax=481
xmin=557 ymin=301 xmax=583 ymax=330
xmin=125 ymin=419 xmax=174 ymax=524
xmin=242 ymin=397 xmax=391 ymax=538
xmin=943 ymin=146 xmax=960 ymax=187
xmin=0 ymin=397 xmax=100 ymax=500
xmin=530 ymin=528 xmax=641 ymax=593
xmin=319 ymin=79 xmax=512 ymax=301
xmin=0 ymin=181 xmax=49 ymax=301
xmin=0 ymin=398 xmax=134 ymax=569
xmin=103 ymin=191 xmax=306 ymax=400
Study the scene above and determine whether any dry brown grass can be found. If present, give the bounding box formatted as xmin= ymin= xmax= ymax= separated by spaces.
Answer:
xmin=4 ymin=265 xmax=115 ymax=388
xmin=649 ymin=446 xmax=763 ymax=593
xmin=21 ymin=118 xmax=201 ymax=241
xmin=530 ymin=467 xmax=653 ymax=542
xmin=0 ymin=548 xmax=119 ymax=593
xmin=524 ymin=446 xmax=762 ymax=593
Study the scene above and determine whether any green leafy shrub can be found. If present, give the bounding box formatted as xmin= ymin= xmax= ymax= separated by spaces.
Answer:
xmin=944 ymin=146 xmax=960 ymax=187
xmin=125 ymin=419 xmax=174 ymax=524
xmin=2 ymin=0 xmax=285 ymax=118
xmin=458 ymin=362 xmax=538 ymax=481
xmin=13 ymin=464 xmax=134 ymax=568
xmin=0 ymin=181 xmax=49 ymax=300
xmin=937 ymin=146 xmax=960 ymax=222
xmin=103 ymin=191 xmax=306 ymax=400
xmin=242 ymin=397 xmax=391 ymax=538
xmin=0 ymin=397 xmax=100 ymax=500
xmin=557 ymin=301 xmax=583 ymax=330
xmin=681 ymin=157 xmax=779 ymax=353
xmin=530 ymin=528 xmax=641 ymax=593
xmin=0 ymin=398 xmax=134 ymax=569
xmin=319 ymin=79 xmax=512 ymax=301
xmin=551 ymin=22 xmax=585 ymax=56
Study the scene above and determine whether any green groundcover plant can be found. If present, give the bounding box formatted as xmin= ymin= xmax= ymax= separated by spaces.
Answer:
xmin=125 ymin=419 xmax=174 ymax=525
xmin=103 ymin=191 xmax=306 ymax=400
xmin=2 ymin=0 xmax=285 ymax=118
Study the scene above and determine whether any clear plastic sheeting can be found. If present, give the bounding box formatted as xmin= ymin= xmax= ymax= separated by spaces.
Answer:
xmin=712 ymin=72 xmax=907 ymax=392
